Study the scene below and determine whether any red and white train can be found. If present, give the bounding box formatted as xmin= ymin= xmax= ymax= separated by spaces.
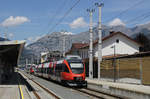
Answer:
xmin=34 ymin=55 xmax=87 ymax=87
xmin=26 ymin=64 xmax=36 ymax=74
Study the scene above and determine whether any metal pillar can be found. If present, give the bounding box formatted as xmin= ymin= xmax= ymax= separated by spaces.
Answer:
xmin=95 ymin=3 xmax=104 ymax=79
xmin=63 ymin=35 xmax=66 ymax=57
xmin=87 ymin=9 xmax=94 ymax=79
xmin=111 ymin=44 xmax=116 ymax=82
xmin=113 ymin=45 xmax=116 ymax=82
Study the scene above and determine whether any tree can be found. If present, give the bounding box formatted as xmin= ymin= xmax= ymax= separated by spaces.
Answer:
xmin=134 ymin=33 xmax=150 ymax=52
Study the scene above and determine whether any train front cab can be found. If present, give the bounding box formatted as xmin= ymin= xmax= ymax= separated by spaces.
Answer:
xmin=61 ymin=60 xmax=87 ymax=87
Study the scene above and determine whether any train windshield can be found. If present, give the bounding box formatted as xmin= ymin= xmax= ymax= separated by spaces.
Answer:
xmin=69 ymin=63 xmax=84 ymax=74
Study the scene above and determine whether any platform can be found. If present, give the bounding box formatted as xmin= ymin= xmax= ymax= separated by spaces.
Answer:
xmin=0 ymin=72 xmax=31 ymax=99
xmin=86 ymin=78 xmax=150 ymax=99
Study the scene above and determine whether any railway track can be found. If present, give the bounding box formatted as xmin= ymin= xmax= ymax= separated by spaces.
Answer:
xmin=20 ymin=71 xmax=61 ymax=99
xmin=73 ymin=87 xmax=123 ymax=99
xmin=18 ymin=71 xmax=41 ymax=99
xmin=31 ymin=78 xmax=61 ymax=99
xmin=21 ymin=71 xmax=125 ymax=99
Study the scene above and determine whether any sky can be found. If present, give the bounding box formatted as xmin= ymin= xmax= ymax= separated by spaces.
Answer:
xmin=0 ymin=0 xmax=150 ymax=44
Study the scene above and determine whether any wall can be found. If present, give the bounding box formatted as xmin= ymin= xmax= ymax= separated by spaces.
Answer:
xmin=99 ymin=56 xmax=150 ymax=85
xmin=94 ymin=34 xmax=140 ymax=57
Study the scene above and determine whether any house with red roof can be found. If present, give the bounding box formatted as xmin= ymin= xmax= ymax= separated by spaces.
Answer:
xmin=66 ymin=31 xmax=141 ymax=60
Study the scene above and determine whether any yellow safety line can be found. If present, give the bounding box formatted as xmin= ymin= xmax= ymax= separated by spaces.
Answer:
xmin=19 ymin=84 xmax=24 ymax=99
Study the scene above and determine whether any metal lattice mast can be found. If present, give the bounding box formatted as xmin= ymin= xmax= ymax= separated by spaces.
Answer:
xmin=63 ymin=34 xmax=66 ymax=57
xmin=95 ymin=3 xmax=104 ymax=80
xmin=61 ymin=30 xmax=66 ymax=57
xmin=87 ymin=9 xmax=95 ymax=79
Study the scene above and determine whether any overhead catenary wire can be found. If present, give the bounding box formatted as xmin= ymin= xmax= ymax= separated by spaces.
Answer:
xmin=103 ymin=0 xmax=145 ymax=24
xmin=43 ymin=0 xmax=69 ymax=33
xmin=47 ymin=0 xmax=81 ymax=34
xmin=24 ymin=0 xmax=98 ymax=43
xmin=126 ymin=11 xmax=150 ymax=26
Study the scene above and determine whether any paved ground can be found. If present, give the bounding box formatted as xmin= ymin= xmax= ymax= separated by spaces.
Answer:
xmin=86 ymin=78 xmax=150 ymax=94
xmin=0 ymin=85 xmax=19 ymax=99
xmin=0 ymin=72 xmax=31 ymax=99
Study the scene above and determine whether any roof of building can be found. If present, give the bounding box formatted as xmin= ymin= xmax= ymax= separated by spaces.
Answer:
xmin=71 ymin=43 xmax=88 ymax=49
xmin=0 ymin=40 xmax=25 ymax=67
xmin=65 ymin=43 xmax=88 ymax=55
xmin=80 ymin=31 xmax=141 ymax=49
xmin=0 ymin=40 xmax=25 ymax=45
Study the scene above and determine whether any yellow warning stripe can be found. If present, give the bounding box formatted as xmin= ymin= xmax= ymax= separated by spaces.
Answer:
xmin=19 ymin=85 xmax=24 ymax=99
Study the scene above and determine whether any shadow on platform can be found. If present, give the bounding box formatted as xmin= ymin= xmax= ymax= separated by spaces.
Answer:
xmin=0 ymin=72 xmax=34 ymax=92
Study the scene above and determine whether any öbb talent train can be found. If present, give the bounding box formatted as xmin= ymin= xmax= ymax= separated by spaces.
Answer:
xmin=34 ymin=55 xmax=87 ymax=87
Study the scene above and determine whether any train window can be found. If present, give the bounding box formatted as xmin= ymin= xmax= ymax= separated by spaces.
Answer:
xmin=55 ymin=64 xmax=62 ymax=71
xmin=56 ymin=64 xmax=59 ymax=71
xmin=70 ymin=63 xmax=83 ymax=68
xmin=65 ymin=67 xmax=69 ymax=73
xmin=44 ymin=68 xmax=46 ymax=73
xmin=62 ymin=64 xmax=69 ymax=73
xmin=42 ymin=68 xmax=44 ymax=73
xmin=49 ymin=68 xmax=51 ymax=74
xmin=45 ymin=68 xmax=47 ymax=73
xmin=46 ymin=68 xmax=47 ymax=73
xmin=46 ymin=68 xmax=48 ymax=74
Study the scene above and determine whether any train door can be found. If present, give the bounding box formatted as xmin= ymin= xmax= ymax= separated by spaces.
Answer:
xmin=55 ymin=64 xmax=62 ymax=82
xmin=48 ymin=62 xmax=52 ymax=78
xmin=53 ymin=61 xmax=57 ymax=80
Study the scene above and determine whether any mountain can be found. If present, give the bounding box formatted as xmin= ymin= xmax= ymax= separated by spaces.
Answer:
xmin=0 ymin=37 xmax=9 ymax=41
xmin=131 ymin=23 xmax=150 ymax=39
xmin=24 ymin=23 xmax=150 ymax=60
xmin=26 ymin=32 xmax=73 ymax=57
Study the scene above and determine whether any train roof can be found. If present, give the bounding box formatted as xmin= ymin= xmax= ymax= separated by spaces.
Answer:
xmin=37 ymin=56 xmax=83 ymax=68
xmin=65 ymin=55 xmax=81 ymax=60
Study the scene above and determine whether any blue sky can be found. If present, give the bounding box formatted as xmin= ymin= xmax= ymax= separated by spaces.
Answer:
xmin=0 ymin=0 xmax=150 ymax=43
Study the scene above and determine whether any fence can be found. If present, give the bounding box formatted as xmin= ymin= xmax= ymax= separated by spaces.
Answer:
xmin=84 ymin=56 xmax=150 ymax=85
xmin=100 ymin=56 xmax=150 ymax=84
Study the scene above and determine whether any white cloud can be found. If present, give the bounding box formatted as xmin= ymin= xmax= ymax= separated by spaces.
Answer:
xmin=8 ymin=33 xmax=14 ymax=38
xmin=26 ymin=35 xmax=43 ymax=43
xmin=34 ymin=36 xmax=41 ymax=41
xmin=27 ymin=37 xmax=37 ymax=42
xmin=27 ymin=37 xmax=33 ymax=42
xmin=25 ymin=35 xmax=43 ymax=46
xmin=60 ymin=31 xmax=73 ymax=35
xmin=69 ymin=17 xmax=88 ymax=29
xmin=108 ymin=18 xmax=125 ymax=27
xmin=1 ymin=16 xmax=30 ymax=27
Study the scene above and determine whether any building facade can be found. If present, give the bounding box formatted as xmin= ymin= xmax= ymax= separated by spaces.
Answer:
xmin=67 ymin=31 xmax=141 ymax=60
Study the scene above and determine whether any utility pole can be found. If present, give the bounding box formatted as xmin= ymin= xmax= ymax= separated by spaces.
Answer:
xmin=63 ymin=35 xmax=66 ymax=57
xmin=111 ymin=44 xmax=116 ymax=82
xmin=113 ymin=45 xmax=116 ymax=82
xmin=26 ymin=58 xmax=28 ymax=68
xmin=95 ymin=3 xmax=104 ymax=80
xmin=87 ymin=9 xmax=94 ymax=79
xmin=61 ymin=30 xmax=66 ymax=57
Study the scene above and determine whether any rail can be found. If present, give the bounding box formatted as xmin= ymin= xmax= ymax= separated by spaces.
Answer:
xmin=21 ymin=72 xmax=61 ymax=99
xmin=74 ymin=87 xmax=124 ymax=99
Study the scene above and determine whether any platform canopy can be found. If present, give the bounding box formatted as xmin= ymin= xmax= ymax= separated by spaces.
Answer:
xmin=0 ymin=40 xmax=25 ymax=67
